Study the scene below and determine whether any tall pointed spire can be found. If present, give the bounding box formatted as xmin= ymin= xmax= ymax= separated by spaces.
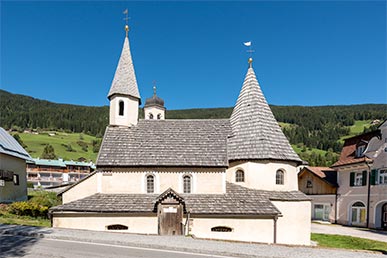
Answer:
xmin=107 ymin=32 xmax=141 ymax=102
xmin=228 ymin=60 xmax=301 ymax=163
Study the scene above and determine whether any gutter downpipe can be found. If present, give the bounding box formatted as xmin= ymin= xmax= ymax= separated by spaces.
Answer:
xmin=184 ymin=211 xmax=191 ymax=236
xmin=334 ymin=191 xmax=338 ymax=224
xmin=273 ymin=215 xmax=278 ymax=244
xmin=366 ymin=159 xmax=373 ymax=228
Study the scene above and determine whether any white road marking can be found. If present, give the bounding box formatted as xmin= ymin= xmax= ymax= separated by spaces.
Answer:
xmin=45 ymin=238 xmax=237 ymax=258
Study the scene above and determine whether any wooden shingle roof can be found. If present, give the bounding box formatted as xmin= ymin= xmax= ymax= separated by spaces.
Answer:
xmin=97 ymin=119 xmax=231 ymax=167
xmin=50 ymin=183 xmax=310 ymax=215
xmin=107 ymin=36 xmax=140 ymax=100
xmin=228 ymin=66 xmax=301 ymax=164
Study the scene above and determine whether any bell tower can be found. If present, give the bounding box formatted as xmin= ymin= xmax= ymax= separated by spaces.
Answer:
xmin=144 ymin=84 xmax=166 ymax=120
xmin=108 ymin=19 xmax=141 ymax=126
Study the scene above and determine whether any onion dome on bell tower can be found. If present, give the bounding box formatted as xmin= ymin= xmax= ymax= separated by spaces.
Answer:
xmin=144 ymin=84 xmax=166 ymax=120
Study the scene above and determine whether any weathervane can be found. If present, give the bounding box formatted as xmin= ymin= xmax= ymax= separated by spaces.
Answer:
xmin=123 ymin=9 xmax=130 ymax=37
xmin=243 ymin=41 xmax=255 ymax=67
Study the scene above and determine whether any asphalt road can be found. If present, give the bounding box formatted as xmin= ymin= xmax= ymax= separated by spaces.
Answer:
xmin=0 ymin=234 xmax=237 ymax=258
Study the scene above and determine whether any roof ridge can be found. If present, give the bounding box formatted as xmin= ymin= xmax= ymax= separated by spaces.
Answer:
xmin=139 ymin=119 xmax=230 ymax=122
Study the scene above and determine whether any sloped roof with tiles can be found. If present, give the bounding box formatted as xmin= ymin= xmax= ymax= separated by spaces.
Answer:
xmin=97 ymin=119 xmax=231 ymax=167
xmin=50 ymin=182 xmax=309 ymax=215
xmin=0 ymin=127 xmax=31 ymax=161
xmin=331 ymin=130 xmax=380 ymax=167
xmin=107 ymin=36 xmax=141 ymax=100
xmin=228 ymin=63 xmax=302 ymax=164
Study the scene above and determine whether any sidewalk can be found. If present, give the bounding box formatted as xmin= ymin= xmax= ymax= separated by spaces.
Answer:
xmin=311 ymin=222 xmax=387 ymax=243
xmin=0 ymin=224 xmax=385 ymax=258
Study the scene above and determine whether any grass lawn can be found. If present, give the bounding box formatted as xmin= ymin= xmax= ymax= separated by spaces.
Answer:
xmin=311 ymin=233 xmax=387 ymax=254
xmin=0 ymin=212 xmax=50 ymax=227
xmin=13 ymin=131 xmax=100 ymax=162
xmin=340 ymin=120 xmax=373 ymax=141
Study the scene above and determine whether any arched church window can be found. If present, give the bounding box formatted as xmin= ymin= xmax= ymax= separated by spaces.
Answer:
xmin=149 ymin=113 xmax=154 ymax=119
xmin=276 ymin=170 xmax=285 ymax=185
xmin=235 ymin=170 xmax=244 ymax=182
xmin=147 ymin=175 xmax=154 ymax=193
xmin=157 ymin=113 xmax=161 ymax=120
xmin=183 ymin=175 xmax=192 ymax=194
xmin=119 ymin=101 xmax=124 ymax=116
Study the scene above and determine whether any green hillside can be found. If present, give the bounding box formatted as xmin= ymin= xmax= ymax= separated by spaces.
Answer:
xmin=12 ymin=131 xmax=100 ymax=162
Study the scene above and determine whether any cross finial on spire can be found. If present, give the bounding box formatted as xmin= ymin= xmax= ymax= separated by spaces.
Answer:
xmin=123 ymin=9 xmax=130 ymax=37
xmin=152 ymin=80 xmax=157 ymax=96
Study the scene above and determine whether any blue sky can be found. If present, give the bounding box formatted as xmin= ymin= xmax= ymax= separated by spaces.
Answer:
xmin=1 ymin=1 xmax=386 ymax=109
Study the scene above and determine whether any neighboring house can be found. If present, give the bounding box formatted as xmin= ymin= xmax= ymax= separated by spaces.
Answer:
xmin=27 ymin=158 xmax=95 ymax=188
xmin=0 ymin=127 xmax=32 ymax=203
xmin=49 ymin=27 xmax=311 ymax=245
xmin=298 ymin=167 xmax=338 ymax=222
xmin=330 ymin=120 xmax=387 ymax=230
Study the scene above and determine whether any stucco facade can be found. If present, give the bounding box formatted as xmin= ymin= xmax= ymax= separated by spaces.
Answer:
xmin=144 ymin=106 xmax=165 ymax=120
xmin=227 ymin=160 xmax=299 ymax=191
xmin=0 ymin=154 xmax=28 ymax=203
xmin=53 ymin=213 xmax=158 ymax=234
xmin=272 ymin=201 xmax=311 ymax=245
xmin=336 ymin=164 xmax=387 ymax=228
xmin=109 ymin=94 xmax=140 ymax=126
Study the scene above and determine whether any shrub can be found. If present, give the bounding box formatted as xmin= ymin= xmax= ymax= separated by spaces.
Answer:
xmin=9 ymin=191 xmax=61 ymax=218
xmin=27 ymin=182 xmax=34 ymax=189
xmin=9 ymin=201 xmax=50 ymax=218
xmin=29 ymin=191 xmax=61 ymax=208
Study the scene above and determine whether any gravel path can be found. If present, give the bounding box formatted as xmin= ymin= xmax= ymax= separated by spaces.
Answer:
xmin=0 ymin=224 xmax=385 ymax=258
xmin=312 ymin=223 xmax=387 ymax=243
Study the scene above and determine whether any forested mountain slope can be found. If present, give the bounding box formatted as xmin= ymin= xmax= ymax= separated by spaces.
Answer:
xmin=1 ymin=89 xmax=386 ymax=165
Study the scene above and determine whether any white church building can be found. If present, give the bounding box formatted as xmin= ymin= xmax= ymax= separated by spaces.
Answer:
xmin=50 ymin=25 xmax=311 ymax=245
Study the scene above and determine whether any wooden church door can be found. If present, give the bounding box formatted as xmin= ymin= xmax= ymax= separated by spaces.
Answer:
xmin=158 ymin=201 xmax=183 ymax=235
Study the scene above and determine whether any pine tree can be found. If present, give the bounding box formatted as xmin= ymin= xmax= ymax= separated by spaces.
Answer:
xmin=41 ymin=144 xmax=57 ymax=159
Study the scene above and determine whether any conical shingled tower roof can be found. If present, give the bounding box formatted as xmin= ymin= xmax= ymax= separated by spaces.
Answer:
xmin=108 ymin=36 xmax=141 ymax=101
xmin=228 ymin=63 xmax=302 ymax=163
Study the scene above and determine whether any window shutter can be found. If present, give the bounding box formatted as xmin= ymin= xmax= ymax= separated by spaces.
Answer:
xmin=350 ymin=172 xmax=355 ymax=187
xmin=362 ymin=170 xmax=367 ymax=186
xmin=370 ymin=169 xmax=377 ymax=185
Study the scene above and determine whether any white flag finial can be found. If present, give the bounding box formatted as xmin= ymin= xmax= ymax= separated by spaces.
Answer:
xmin=243 ymin=41 xmax=251 ymax=47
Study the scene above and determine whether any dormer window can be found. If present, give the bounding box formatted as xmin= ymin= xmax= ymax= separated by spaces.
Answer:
xmin=118 ymin=101 xmax=124 ymax=116
xmin=356 ymin=145 xmax=366 ymax=157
